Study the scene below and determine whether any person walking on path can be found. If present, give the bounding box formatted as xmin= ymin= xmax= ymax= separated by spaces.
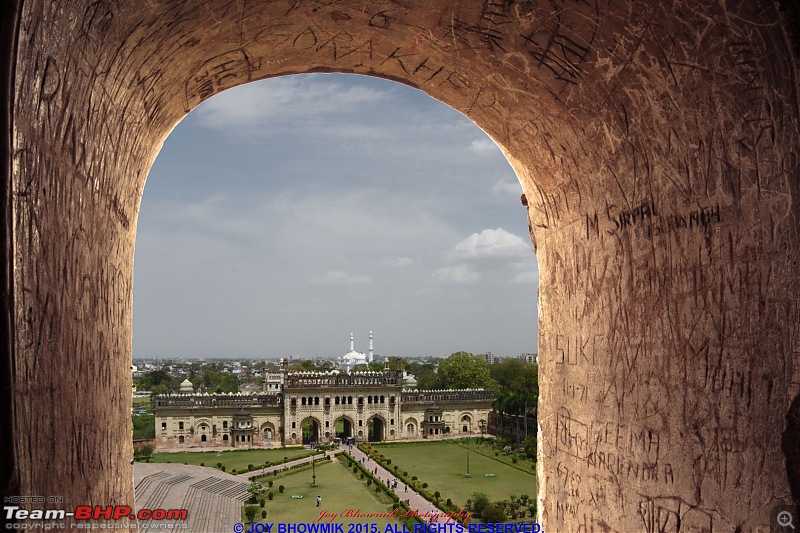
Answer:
xmin=317 ymin=496 xmax=321 ymax=507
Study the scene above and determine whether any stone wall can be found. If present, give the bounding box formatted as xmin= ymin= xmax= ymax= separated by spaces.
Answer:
xmin=3 ymin=1 xmax=799 ymax=530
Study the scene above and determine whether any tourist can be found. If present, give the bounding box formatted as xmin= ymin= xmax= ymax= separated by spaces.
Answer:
xmin=317 ymin=496 xmax=321 ymax=507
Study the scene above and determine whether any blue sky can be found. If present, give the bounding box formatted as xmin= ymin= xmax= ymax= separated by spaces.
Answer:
xmin=133 ymin=73 xmax=539 ymax=359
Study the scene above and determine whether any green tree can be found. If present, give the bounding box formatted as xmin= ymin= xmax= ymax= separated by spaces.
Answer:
xmin=481 ymin=503 xmax=507 ymax=522
xmin=247 ymin=482 xmax=264 ymax=503
xmin=469 ymin=492 xmax=491 ymax=516
xmin=437 ymin=352 xmax=496 ymax=390
xmin=244 ymin=505 xmax=258 ymax=524
xmin=217 ymin=373 xmax=239 ymax=393
xmin=524 ymin=435 xmax=537 ymax=461
xmin=299 ymin=360 xmax=317 ymax=371
xmin=132 ymin=413 xmax=155 ymax=440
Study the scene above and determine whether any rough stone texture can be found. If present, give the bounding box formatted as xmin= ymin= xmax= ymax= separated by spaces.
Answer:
xmin=2 ymin=1 xmax=799 ymax=531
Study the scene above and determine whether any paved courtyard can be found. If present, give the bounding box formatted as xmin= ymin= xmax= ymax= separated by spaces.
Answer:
xmin=134 ymin=462 xmax=249 ymax=532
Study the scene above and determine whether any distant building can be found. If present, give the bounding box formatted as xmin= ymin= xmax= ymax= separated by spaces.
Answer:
xmin=520 ymin=353 xmax=538 ymax=364
xmin=338 ymin=332 xmax=374 ymax=372
xmin=154 ymin=361 xmax=493 ymax=449
xmin=483 ymin=352 xmax=495 ymax=365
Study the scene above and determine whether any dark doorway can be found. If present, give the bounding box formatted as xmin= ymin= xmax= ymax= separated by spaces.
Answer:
xmin=302 ymin=419 xmax=319 ymax=445
xmin=335 ymin=418 xmax=352 ymax=439
xmin=368 ymin=417 xmax=384 ymax=442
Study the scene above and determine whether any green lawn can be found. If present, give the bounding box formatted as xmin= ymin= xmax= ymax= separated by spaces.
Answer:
xmin=373 ymin=441 xmax=536 ymax=508
xmin=150 ymin=447 xmax=312 ymax=472
xmin=247 ymin=459 xmax=400 ymax=526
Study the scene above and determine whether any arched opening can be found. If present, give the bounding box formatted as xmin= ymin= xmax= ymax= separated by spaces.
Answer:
xmin=200 ymin=434 xmax=207 ymax=442
xmin=368 ymin=416 xmax=384 ymax=443
xmin=301 ymin=418 xmax=320 ymax=445
xmin=335 ymin=417 xmax=352 ymax=440
xmin=4 ymin=3 xmax=799 ymax=531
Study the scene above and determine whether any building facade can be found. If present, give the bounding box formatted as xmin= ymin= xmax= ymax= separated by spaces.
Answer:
xmin=154 ymin=368 xmax=494 ymax=448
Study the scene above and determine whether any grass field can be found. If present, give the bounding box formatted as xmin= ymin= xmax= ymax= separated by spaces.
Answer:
xmin=246 ymin=459 xmax=400 ymax=526
xmin=372 ymin=441 xmax=536 ymax=507
xmin=150 ymin=447 xmax=312 ymax=471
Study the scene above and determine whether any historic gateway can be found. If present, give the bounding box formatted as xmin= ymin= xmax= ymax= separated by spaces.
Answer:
xmin=154 ymin=368 xmax=494 ymax=448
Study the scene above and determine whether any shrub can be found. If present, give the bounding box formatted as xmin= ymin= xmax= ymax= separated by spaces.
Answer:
xmin=375 ymin=486 xmax=381 ymax=493
xmin=231 ymin=469 xmax=237 ymax=474
xmin=244 ymin=506 xmax=258 ymax=524
xmin=261 ymin=511 xmax=267 ymax=519
xmin=278 ymin=485 xmax=285 ymax=493
xmin=217 ymin=463 xmax=223 ymax=468
xmin=220 ymin=466 xmax=226 ymax=472
xmin=422 ymin=483 xmax=428 ymax=489
xmin=482 ymin=504 xmax=507 ymax=523
xmin=367 ymin=479 xmax=372 ymax=486
xmin=411 ymin=476 xmax=418 ymax=481
xmin=200 ymin=462 xmax=204 ymax=466
xmin=403 ymin=471 xmax=408 ymax=477
xmin=470 ymin=492 xmax=490 ymax=516
xmin=268 ymin=492 xmax=274 ymax=501
xmin=434 ymin=491 xmax=441 ymax=501
xmin=268 ymin=480 xmax=274 ymax=488
xmin=511 ymin=456 xmax=518 ymax=464
xmin=386 ymin=459 xmax=391 ymax=464
xmin=248 ymin=464 xmax=255 ymax=471
xmin=259 ymin=500 xmax=265 ymax=507
xmin=446 ymin=499 xmax=452 ymax=507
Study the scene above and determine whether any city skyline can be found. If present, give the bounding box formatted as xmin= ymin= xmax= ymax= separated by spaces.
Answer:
xmin=133 ymin=73 xmax=539 ymax=359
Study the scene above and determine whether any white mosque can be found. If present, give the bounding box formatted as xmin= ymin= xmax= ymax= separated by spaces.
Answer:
xmin=338 ymin=331 xmax=374 ymax=373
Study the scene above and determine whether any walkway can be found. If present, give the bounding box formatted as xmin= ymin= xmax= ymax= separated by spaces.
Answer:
xmin=237 ymin=444 xmax=453 ymax=521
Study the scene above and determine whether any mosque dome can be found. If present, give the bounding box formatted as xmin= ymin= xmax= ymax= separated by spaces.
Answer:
xmin=339 ymin=332 xmax=374 ymax=372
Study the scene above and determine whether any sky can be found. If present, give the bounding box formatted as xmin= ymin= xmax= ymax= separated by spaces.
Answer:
xmin=132 ymin=73 xmax=539 ymax=360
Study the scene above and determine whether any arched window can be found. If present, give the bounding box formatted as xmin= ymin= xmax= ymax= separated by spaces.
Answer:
xmin=223 ymin=421 xmax=228 ymax=429
xmin=335 ymin=397 xmax=340 ymax=405
xmin=302 ymin=397 xmax=307 ymax=406
xmin=407 ymin=423 xmax=415 ymax=434
xmin=178 ymin=436 xmax=185 ymax=444
xmin=201 ymin=434 xmax=207 ymax=442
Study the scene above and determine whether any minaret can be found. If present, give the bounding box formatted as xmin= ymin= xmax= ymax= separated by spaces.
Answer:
xmin=350 ymin=333 xmax=354 ymax=352
xmin=368 ymin=331 xmax=374 ymax=363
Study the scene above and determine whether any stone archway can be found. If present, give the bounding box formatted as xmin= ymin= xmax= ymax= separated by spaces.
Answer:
xmin=367 ymin=415 xmax=386 ymax=443
xmin=300 ymin=417 xmax=320 ymax=445
xmin=3 ymin=2 xmax=800 ymax=530
xmin=334 ymin=416 xmax=354 ymax=440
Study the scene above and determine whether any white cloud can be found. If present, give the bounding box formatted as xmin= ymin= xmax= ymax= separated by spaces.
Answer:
xmin=379 ymin=256 xmax=415 ymax=267
xmin=452 ymin=228 xmax=531 ymax=259
xmin=432 ymin=264 xmax=481 ymax=284
xmin=468 ymin=139 xmax=499 ymax=154
xmin=492 ymin=179 xmax=522 ymax=195
xmin=311 ymin=270 xmax=373 ymax=286
xmin=196 ymin=75 xmax=389 ymax=130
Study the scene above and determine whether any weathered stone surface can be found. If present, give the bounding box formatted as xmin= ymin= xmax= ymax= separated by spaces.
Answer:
xmin=2 ymin=1 xmax=799 ymax=531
